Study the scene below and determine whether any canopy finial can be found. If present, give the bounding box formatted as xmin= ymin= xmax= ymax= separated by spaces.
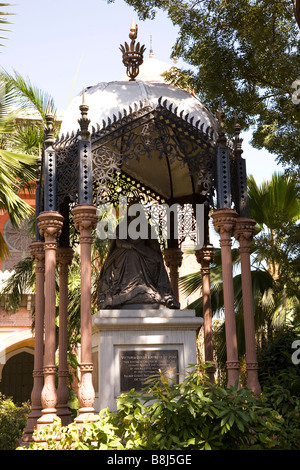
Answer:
xmin=120 ymin=20 xmax=146 ymax=81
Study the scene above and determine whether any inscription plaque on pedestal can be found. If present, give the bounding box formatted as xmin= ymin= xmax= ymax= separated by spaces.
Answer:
xmin=120 ymin=349 xmax=179 ymax=392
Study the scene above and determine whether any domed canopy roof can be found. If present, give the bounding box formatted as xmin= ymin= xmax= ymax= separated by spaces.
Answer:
xmin=60 ymin=80 xmax=218 ymax=138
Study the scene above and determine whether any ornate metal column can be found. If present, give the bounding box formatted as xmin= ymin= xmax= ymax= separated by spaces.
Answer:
xmin=22 ymin=241 xmax=45 ymax=441
xmin=212 ymin=209 xmax=240 ymax=387
xmin=36 ymin=212 xmax=64 ymax=428
xmin=35 ymin=109 xmax=64 ymax=429
xmin=234 ymin=218 xmax=261 ymax=395
xmin=232 ymin=116 xmax=261 ymax=394
xmin=72 ymin=205 xmax=97 ymax=423
xmin=56 ymin=247 xmax=74 ymax=425
xmin=72 ymin=91 xmax=98 ymax=423
xmin=212 ymin=110 xmax=240 ymax=387
xmin=195 ymin=244 xmax=215 ymax=382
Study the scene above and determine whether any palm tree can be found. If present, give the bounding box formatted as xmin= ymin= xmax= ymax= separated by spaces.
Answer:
xmin=0 ymin=77 xmax=37 ymax=258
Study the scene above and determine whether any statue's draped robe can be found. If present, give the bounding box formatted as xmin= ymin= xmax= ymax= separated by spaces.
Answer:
xmin=97 ymin=221 xmax=179 ymax=309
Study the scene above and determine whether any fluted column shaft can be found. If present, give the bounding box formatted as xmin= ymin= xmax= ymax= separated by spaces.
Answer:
xmin=72 ymin=204 xmax=98 ymax=423
xmin=56 ymin=247 xmax=74 ymax=425
xmin=195 ymin=244 xmax=215 ymax=382
xmin=234 ymin=217 xmax=261 ymax=395
xmin=22 ymin=241 xmax=45 ymax=441
xmin=36 ymin=211 xmax=64 ymax=428
xmin=212 ymin=208 xmax=240 ymax=388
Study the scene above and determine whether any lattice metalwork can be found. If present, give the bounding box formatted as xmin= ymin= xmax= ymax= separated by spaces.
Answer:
xmin=143 ymin=202 xmax=198 ymax=248
xmin=91 ymin=98 xmax=217 ymax=206
xmin=230 ymin=156 xmax=249 ymax=217
xmin=54 ymin=131 xmax=80 ymax=208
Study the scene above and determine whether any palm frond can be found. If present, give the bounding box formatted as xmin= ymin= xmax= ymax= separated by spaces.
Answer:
xmin=0 ymin=230 xmax=9 ymax=259
xmin=0 ymin=256 xmax=34 ymax=312
xmin=0 ymin=148 xmax=36 ymax=224
xmin=0 ymin=69 xmax=56 ymax=120
xmin=0 ymin=4 xmax=14 ymax=47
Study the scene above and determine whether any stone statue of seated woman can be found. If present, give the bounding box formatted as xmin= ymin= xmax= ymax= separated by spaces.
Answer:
xmin=97 ymin=208 xmax=180 ymax=310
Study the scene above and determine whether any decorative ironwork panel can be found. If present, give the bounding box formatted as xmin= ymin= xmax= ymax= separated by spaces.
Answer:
xmin=233 ymin=157 xmax=249 ymax=217
xmin=216 ymin=145 xmax=231 ymax=208
xmin=44 ymin=148 xmax=56 ymax=211
xmin=78 ymin=139 xmax=93 ymax=205
xmin=54 ymin=132 xmax=80 ymax=208
xmin=92 ymin=146 xmax=123 ymax=204
xmin=91 ymin=99 xmax=217 ymax=205
xmin=143 ymin=202 xmax=198 ymax=248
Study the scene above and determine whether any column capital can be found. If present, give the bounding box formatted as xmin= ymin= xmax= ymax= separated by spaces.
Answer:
xmin=37 ymin=211 xmax=64 ymax=241
xmin=72 ymin=204 xmax=98 ymax=237
xmin=56 ymin=247 xmax=74 ymax=268
xmin=195 ymin=244 xmax=215 ymax=269
xmin=212 ymin=208 xmax=238 ymax=247
xmin=163 ymin=247 xmax=183 ymax=268
xmin=233 ymin=217 xmax=256 ymax=251
xmin=211 ymin=208 xmax=238 ymax=236
xmin=29 ymin=240 xmax=45 ymax=262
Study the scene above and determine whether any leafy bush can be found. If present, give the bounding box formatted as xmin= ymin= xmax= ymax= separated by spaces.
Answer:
xmin=261 ymin=377 xmax=300 ymax=450
xmin=0 ymin=393 xmax=30 ymax=450
xmin=257 ymin=323 xmax=300 ymax=394
xmin=111 ymin=367 xmax=292 ymax=450
xmin=24 ymin=366 xmax=297 ymax=450
xmin=23 ymin=413 xmax=125 ymax=450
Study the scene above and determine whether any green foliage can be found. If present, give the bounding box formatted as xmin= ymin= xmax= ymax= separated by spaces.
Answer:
xmin=0 ymin=393 xmax=30 ymax=450
xmin=0 ymin=3 xmax=14 ymax=48
xmin=257 ymin=322 xmax=300 ymax=392
xmin=109 ymin=0 xmax=300 ymax=175
xmin=24 ymin=367 xmax=299 ymax=450
xmin=0 ymin=256 xmax=34 ymax=312
xmin=24 ymin=413 xmax=125 ymax=450
xmin=261 ymin=378 xmax=300 ymax=449
xmin=112 ymin=367 xmax=293 ymax=450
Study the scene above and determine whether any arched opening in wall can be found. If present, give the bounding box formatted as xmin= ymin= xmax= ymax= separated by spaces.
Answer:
xmin=0 ymin=352 xmax=33 ymax=404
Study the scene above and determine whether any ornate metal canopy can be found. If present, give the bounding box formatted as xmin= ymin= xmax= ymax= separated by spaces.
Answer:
xmin=36 ymin=24 xmax=249 ymax=249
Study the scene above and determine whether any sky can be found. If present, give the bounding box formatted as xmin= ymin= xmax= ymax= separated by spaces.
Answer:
xmin=1 ymin=0 xmax=283 ymax=184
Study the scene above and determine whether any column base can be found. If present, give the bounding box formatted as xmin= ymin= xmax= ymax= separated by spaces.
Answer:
xmin=36 ymin=408 xmax=58 ymax=427
xmin=56 ymin=406 xmax=73 ymax=427
xmin=226 ymin=361 xmax=241 ymax=389
xmin=22 ymin=406 xmax=43 ymax=442
xmin=74 ymin=409 xmax=98 ymax=424
xmin=246 ymin=363 xmax=262 ymax=396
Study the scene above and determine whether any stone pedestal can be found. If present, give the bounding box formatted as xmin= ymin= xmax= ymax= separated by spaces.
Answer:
xmin=92 ymin=309 xmax=203 ymax=412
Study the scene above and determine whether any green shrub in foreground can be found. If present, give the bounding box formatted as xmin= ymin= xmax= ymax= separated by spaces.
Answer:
xmin=22 ymin=366 xmax=299 ymax=450
xmin=0 ymin=393 xmax=30 ymax=450
xmin=111 ymin=368 xmax=293 ymax=450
